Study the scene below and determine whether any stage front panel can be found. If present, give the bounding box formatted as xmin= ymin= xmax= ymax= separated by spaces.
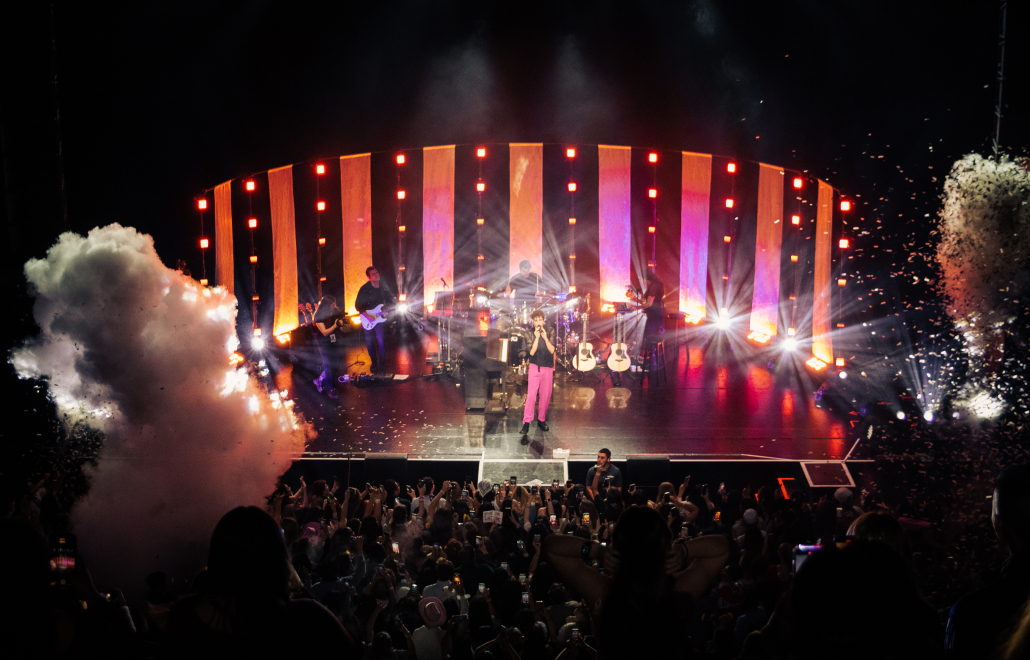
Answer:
xmin=268 ymin=165 xmax=299 ymax=336
xmin=214 ymin=181 xmax=234 ymax=296
xmin=751 ymin=163 xmax=784 ymax=337
xmin=598 ymin=145 xmax=632 ymax=303
xmin=813 ymin=179 xmax=835 ymax=363
xmin=423 ymin=145 xmax=455 ymax=309
xmin=680 ymin=152 xmax=712 ymax=319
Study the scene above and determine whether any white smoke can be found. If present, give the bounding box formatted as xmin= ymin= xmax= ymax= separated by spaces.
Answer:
xmin=11 ymin=224 xmax=309 ymax=592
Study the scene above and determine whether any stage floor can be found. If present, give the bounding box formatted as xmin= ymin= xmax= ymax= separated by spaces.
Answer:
xmin=272 ymin=327 xmax=859 ymax=464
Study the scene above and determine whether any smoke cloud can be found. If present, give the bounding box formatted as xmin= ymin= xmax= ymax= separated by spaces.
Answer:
xmin=11 ymin=224 xmax=309 ymax=592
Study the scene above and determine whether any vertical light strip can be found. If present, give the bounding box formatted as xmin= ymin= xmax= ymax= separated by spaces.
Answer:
xmin=268 ymin=165 xmax=299 ymax=336
xmin=813 ymin=180 xmax=835 ymax=363
xmin=508 ymin=143 xmax=543 ymax=279
xmin=423 ymin=145 xmax=455 ymax=310
xmin=339 ymin=154 xmax=372 ymax=316
xmin=214 ymin=181 xmax=234 ymax=296
xmin=750 ymin=163 xmax=784 ymax=336
xmin=679 ymin=152 xmax=712 ymax=319
xmin=598 ymin=145 xmax=632 ymax=302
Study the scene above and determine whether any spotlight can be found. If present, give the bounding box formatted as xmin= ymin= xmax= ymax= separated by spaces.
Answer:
xmin=716 ymin=313 xmax=731 ymax=330
xmin=838 ymin=371 xmax=848 ymax=379
xmin=476 ymin=182 xmax=486 ymax=192
xmin=396 ymin=154 xmax=406 ymax=165
xmin=725 ymin=198 xmax=734 ymax=209
xmin=923 ymin=410 xmax=934 ymax=422
xmin=793 ymin=177 xmax=803 ymax=189
xmin=316 ymin=164 xmax=325 ymax=174
xmin=397 ymin=190 xmax=406 ymax=200
xmin=783 ymin=337 xmax=797 ymax=352
xmin=568 ymin=217 xmax=576 ymax=225
xmin=197 ymin=199 xmax=208 ymax=210
xmin=477 ymin=147 xmax=486 ymax=158
xmin=569 ymin=285 xmax=577 ymax=293
xmin=791 ymin=215 xmax=801 ymax=225
xmin=566 ymin=148 xmax=576 ymax=158
xmin=805 ymin=356 xmax=827 ymax=371
xmin=747 ymin=330 xmax=771 ymax=344
xmin=477 ymin=217 xmax=485 ymax=225
xmin=840 ymin=200 xmax=852 ymax=212
xmin=568 ymin=182 xmax=577 ymax=192
xmin=252 ymin=337 xmax=265 ymax=351
xmin=398 ymin=302 xmax=409 ymax=313
xmin=896 ymin=411 xmax=906 ymax=421
xmin=248 ymin=218 xmax=258 ymax=228
xmin=317 ymin=201 xmax=326 ymax=210
xmin=245 ymin=180 xmax=255 ymax=192
xmin=648 ymin=226 xmax=656 ymax=234
xmin=318 ymin=237 xmax=326 ymax=245
xmin=727 ymin=163 xmax=737 ymax=173
xmin=199 ymin=238 xmax=209 ymax=249
xmin=839 ymin=238 xmax=850 ymax=249
xmin=475 ymin=294 xmax=488 ymax=306
xmin=648 ymin=152 xmax=658 ymax=163
xmin=399 ymin=293 xmax=407 ymax=302
xmin=648 ymin=188 xmax=657 ymax=198
xmin=276 ymin=334 xmax=290 ymax=345
xmin=399 ymin=225 xmax=406 ymax=232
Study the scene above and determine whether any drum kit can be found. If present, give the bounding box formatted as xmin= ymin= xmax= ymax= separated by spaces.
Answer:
xmin=489 ymin=290 xmax=585 ymax=373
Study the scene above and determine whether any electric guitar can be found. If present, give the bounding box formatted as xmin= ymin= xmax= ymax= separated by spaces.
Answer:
xmin=359 ymin=304 xmax=392 ymax=330
xmin=573 ymin=294 xmax=596 ymax=372
xmin=607 ymin=310 xmax=631 ymax=372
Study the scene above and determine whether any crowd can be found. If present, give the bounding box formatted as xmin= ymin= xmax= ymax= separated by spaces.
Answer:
xmin=3 ymin=450 xmax=1030 ymax=659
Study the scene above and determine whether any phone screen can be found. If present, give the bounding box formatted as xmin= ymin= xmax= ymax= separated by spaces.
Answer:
xmin=521 ymin=592 xmax=529 ymax=604
xmin=550 ymin=514 xmax=557 ymax=524
xmin=392 ymin=542 xmax=400 ymax=553
xmin=583 ymin=513 xmax=590 ymax=523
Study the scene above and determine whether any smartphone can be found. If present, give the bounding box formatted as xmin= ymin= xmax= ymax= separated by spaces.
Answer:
xmin=550 ymin=514 xmax=557 ymax=524
xmin=519 ymin=573 xmax=527 ymax=584
xmin=434 ymin=543 xmax=440 ymax=551
xmin=601 ymin=542 xmax=606 ymax=547
xmin=552 ymin=479 xmax=559 ymax=488
xmin=494 ymin=484 xmax=500 ymax=492
xmin=663 ymin=493 xmax=671 ymax=503
xmin=511 ymin=475 xmax=518 ymax=484
xmin=478 ymin=582 xmax=486 ymax=594
xmin=517 ymin=539 xmax=524 ymax=549
xmin=714 ymin=511 xmax=722 ymax=522
xmin=320 ymin=518 xmax=327 ymax=527
xmin=571 ymin=629 xmax=580 ymax=641
xmin=521 ymin=592 xmax=530 ymax=604
xmin=836 ymin=507 xmax=843 ymax=518
xmin=454 ymin=576 xmax=461 ymax=585
xmin=629 ymin=483 xmax=636 ymax=490
xmin=532 ymin=485 xmax=538 ymax=494
xmin=50 ymin=534 xmax=77 ymax=580
xmin=501 ymin=562 xmax=509 ymax=571
xmin=583 ymin=513 xmax=590 ymax=523
xmin=476 ymin=536 xmax=483 ymax=546
xmin=534 ymin=534 xmax=541 ymax=542
xmin=392 ymin=542 xmax=400 ymax=553
xmin=462 ymin=492 xmax=468 ymax=500
xmin=794 ymin=545 xmax=822 ymax=575
xmin=454 ymin=614 xmax=468 ymax=621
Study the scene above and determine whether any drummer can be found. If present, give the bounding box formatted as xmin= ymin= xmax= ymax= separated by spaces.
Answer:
xmin=505 ymin=260 xmax=541 ymax=307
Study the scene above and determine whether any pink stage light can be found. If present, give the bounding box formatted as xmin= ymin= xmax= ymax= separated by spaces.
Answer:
xmin=568 ymin=182 xmax=577 ymax=192
xmin=648 ymin=152 xmax=658 ymax=163
xmin=726 ymin=163 xmax=737 ymax=174
xmin=245 ymin=180 xmax=255 ymax=191
xmin=648 ymin=188 xmax=657 ymax=199
xmin=248 ymin=218 xmax=257 ymax=228
xmin=396 ymin=154 xmax=406 ymax=165
xmin=725 ymin=198 xmax=734 ymax=209
xmin=476 ymin=148 xmax=486 ymax=158
xmin=793 ymin=177 xmax=803 ymax=189
xmin=316 ymin=164 xmax=325 ymax=175
xmin=199 ymin=238 xmax=209 ymax=249
xmin=566 ymin=148 xmax=576 ymax=158
xmin=317 ymin=201 xmax=326 ymax=211
xmin=476 ymin=182 xmax=486 ymax=192
xmin=197 ymin=199 xmax=208 ymax=210
xmin=840 ymin=200 xmax=852 ymax=212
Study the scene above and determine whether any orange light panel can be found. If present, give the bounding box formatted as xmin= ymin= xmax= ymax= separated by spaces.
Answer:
xmin=787 ymin=327 xmax=796 ymax=336
xmin=840 ymin=200 xmax=852 ymax=212
xmin=318 ymin=237 xmax=326 ymax=245
xmin=253 ymin=328 xmax=262 ymax=337
xmin=648 ymin=153 xmax=658 ymax=163
xmin=199 ymin=278 xmax=208 ymax=286
xmin=399 ymin=293 xmax=407 ymax=302
xmin=839 ymin=238 xmax=850 ymax=248
xmin=725 ymin=198 xmax=734 ymax=208
xmin=727 ymin=163 xmax=737 ymax=173
xmin=251 ymin=295 xmax=259 ymax=301
xmin=197 ymin=199 xmax=208 ymax=210
xmin=791 ymin=255 xmax=798 ymax=262
xmin=317 ymin=201 xmax=326 ymax=211
xmin=722 ymin=275 xmax=729 ymax=280
xmin=566 ymin=148 xmax=576 ymax=158
xmin=568 ymin=182 xmax=577 ymax=192
xmin=793 ymin=177 xmax=803 ymax=189
xmin=476 ymin=182 xmax=486 ymax=192
xmin=569 ymin=285 xmax=577 ymax=293
xmin=648 ymin=226 xmax=656 ymax=234
xmin=477 ymin=254 xmax=484 ymax=260
xmin=806 ymin=357 xmax=827 ymax=371
xmin=398 ymin=265 xmax=406 ymax=271
xmin=248 ymin=218 xmax=257 ymax=228
xmin=199 ymin=238 xmax=209 ymax=249
xmin=837 ymin=322 xmax=845 ymax=328
xmin=249 ymin=255 xmax=257 ymax=263
xmin=398 ymin=225 xmax=406 ymax=233
xmin=835 ymin=357 xmax=845 ymax=367
xmin=396 ymin=154 xmax=406 ymax=165
xmin=397 ymin=190 xmax=406 ymax=200
xmin=748 ymin=330 xmax=771 ymax=344
xmin=476 ymin=148 xmax=486 ymax=158
xmin=568 ymin=217 xmax=576 ymax=225
xmin=245 ymin=180 xmax=255 ymax=191
xmin=319 ymin=276 xmax=327 ymax=282
xmin=791 ymin=215 xmax=801 ymax=225
xmin=789 ymin=295 xmax=796 ymax=300
xmin=476 ymin=217 xmax=485 ymax=226
xmin=838 ymin=278 xmax=847 ymax=286
xmin=724 ymin=235 xmax=731 ymax=243
xmin=648 ymin=188 xmax=657 ymax=198
xmin=316 ymin=164 xmax=325 ymax=175
xmin=569 ymin=254 xmax=576 ymax=259
xmin=647 ymin=261 xmax=655 ymax=268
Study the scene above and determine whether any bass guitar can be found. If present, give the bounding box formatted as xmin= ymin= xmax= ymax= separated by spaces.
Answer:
xmin=573 ymin=294 xmax=596 ymax=371
xmin=359 ymin=304 xmax=392 ymax=330
xmin=607 ymin=309 xmax=631 ymax=372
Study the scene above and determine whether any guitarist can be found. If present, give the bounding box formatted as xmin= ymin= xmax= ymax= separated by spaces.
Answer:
xmin=355 ymin=266 xmax=395 ymax=375
xmin=521 ymin=309 xmax=556 ymax=435
xmin=313 ymin=296 xmax=344 ymax=399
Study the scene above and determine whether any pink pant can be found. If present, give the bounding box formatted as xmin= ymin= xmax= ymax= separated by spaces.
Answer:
xmin=524 ymin=364 xmax=554 ymax=423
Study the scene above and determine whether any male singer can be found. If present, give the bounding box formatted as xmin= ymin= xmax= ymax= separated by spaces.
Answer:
xmin=521 ymin=309 xmax=555 ymax=435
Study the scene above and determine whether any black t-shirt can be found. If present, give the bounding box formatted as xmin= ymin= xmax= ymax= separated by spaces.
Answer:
xmin=355 ymin=282 xmax=392 ymax=314
xmin=507 ymin=273 xmax=540 ymax=303
xmin=643 ymin=279 xmax=665 ymax=314
xmin=528 ymin=327 xmax=555 ymax=368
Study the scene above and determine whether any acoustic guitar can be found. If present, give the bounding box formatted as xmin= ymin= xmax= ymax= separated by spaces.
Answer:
xmin=573 ymin=294 xmax=596 ymax=372
xmin=607 ymin=309 xmax=631 ymax=372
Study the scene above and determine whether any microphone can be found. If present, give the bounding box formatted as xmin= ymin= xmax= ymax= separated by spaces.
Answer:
xmin=440 ymin=277 xmax=448 ymax=288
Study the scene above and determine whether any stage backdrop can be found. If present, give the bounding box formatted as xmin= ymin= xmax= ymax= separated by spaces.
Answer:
xmin=201 ymin=144 xmax=844 ymax=361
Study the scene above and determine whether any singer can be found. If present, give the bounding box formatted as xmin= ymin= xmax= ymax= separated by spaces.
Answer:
xmin=521 ymin=309 xmax=555 ymax=435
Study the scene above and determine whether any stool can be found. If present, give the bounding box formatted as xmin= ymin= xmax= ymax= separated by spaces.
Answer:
xmin=643 ymin=339 xmax=668 ymax=385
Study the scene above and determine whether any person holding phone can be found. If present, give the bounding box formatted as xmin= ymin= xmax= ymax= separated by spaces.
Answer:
xmin=521 ymin=309 xmax=555 ymax=435
xmin=586 ymin=448 xmax=623 ymax=500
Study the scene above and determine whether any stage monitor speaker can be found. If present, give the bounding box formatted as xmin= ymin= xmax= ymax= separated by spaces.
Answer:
xmin=365 ymin=453 xmax=408 ymax=487
xmin=626 ymin=454 xmax=670 ymax=488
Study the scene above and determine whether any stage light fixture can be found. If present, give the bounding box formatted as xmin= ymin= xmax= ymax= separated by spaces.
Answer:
xmin=317 ymin=201 xmax=326 ymax=211
xmin=647 ymin=261 xmax=655 ymax=268
xmin=245 ymin=180 xmax=255 ymax=191
xmin=725 ymin=198 xmax=734 ymax=208
xmin=648 ymin=188 xmax=657 ymax=198
xmin=398 ymin=266 xmax=405 ymax=271
xmin=923 ymin=410 xmax=934 ymax=422
xmin=569 ymin=285 xmax=577 ymax=293
xmin=839 ymin=371 xmax=848 ymax=379
xmin=476 ymin=182 xmax=486 ymax=192
xmin=648 ymin=226 xmax=656 ymax=234
xmin=727 ymin=163 xmax=737 ymax=173
xmin=200 ymin=278 xmax=208 ymax=286
xmin=252 ymin=337 xmax=265 ymax=351
xmin=397 ymin=190 xmax=406 ymax=200
xmin=789 ymin=295 xmax=796 ymax=300
xmin=254 ymin=328 xmax=262 ymax=337
xmin=838 ymin=278 xmax=847 ymax=286
xmin=277 ymin=334 xmax=290 ymax=344
xmin=648 ymin=152 xmax=658 ymax=163
xmin=896 ymin=411 xmax=906 ymax=421
xmin=685 ymin=313 xmax=703 ymax=325
xmin=783 ymin=337 xmax=797 ymax=352
xmin=837 ymin=322 xmax=845 ymax=328
xmin=250 ymin=255 xmax=258 ymax=263
xmin=397 ymin=302 xmax=409 ymax=313
xmin=475 ymin=294 xmax=487 ymax=306
xmin=716 ymin=315 xmax=731 ymax=331
xmin=840 ymin=200 xmax=851 ymax=212
xmin=477 ymin=254 xmax=484 ymax=260
xmin=601 ymin=303 xmax=615 ymax=312
xmin=724 ymin=235 xmax=731 ymax=243
xmin=839 ymin=238 xmax=849 ymax=248
xmin=791 ymin=215 xmax=801 ymax=225
xmin=396 ymin=154 xmax=405 ymax=165
xmin=568 ymin=217 xmax=576 ymax=225
xmin=791 ymin=255 xmax=798 ymax=262
xmin=477 ymin=147 xmax=486 ymax=158
xmin=568 ymin=182 xmax=577 ymax=192
xmin=793 ymin=177 xmax=803 ymax=189
xmin=316 ymin=164 xmax=325 ymax=175
xmin=318 ymin=237 xmax=326 ymax=245
xmin=399 ymin=225 xmax=406 ymax=233
xmin=251 ymin=295 xmax=259 ymax=301
xmin=747 ymin=330 xmax=771 ymax=343
xmin=566 ymin=148 xmax=576 ymax=158
xmin=835 ymin=357 xmax=845 ymax=367
xmin=569 ymin=254 xmax=576 ymax=259
xmin=319 ymin=276 xmax=327 ymax=282
xmin=806 ymin=356 xmax=827 ymax=371
xmin=399 ymin=293 xmax=407 ymax=302
xmin=477 ymin=217 xmax=485 ymax=225
xmin=787 ymin=327 xmax=796 ymax=336
xmin=200 ymin=238 xmax=209 ymax=249
xmin=197 ymin=199 xmax=208 ymax=210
